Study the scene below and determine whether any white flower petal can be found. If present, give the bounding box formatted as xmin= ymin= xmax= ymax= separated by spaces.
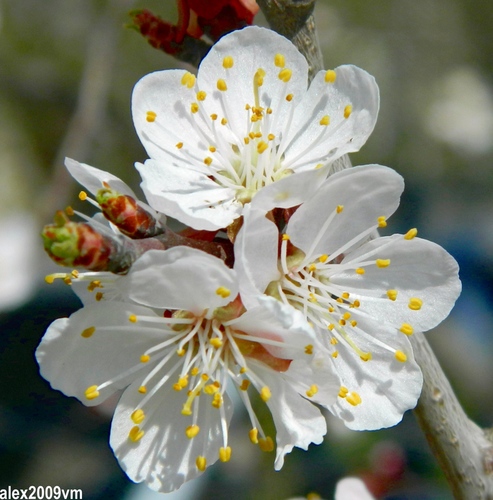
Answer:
xmin=283 ymin=65 xmax=379 ymax=170
xmin=251 ymin=362 xmax=326 ymax=470
xmin=335 ymin=478 xmax=375 ymax=500
xmin=111 ymin=377 xmax=233 ymax=493
xmin=230 ymin=295 xmax=315 ymax=360
xmin=234 ymin=205 xmax=280 ymax=308
xmin=125 ymin=248 xmax=238 ymax=314
xmin=327 ymin=315 xmax=422 ymax=430
xmin=287 ymin=165 xmax=404 ymax=258
xmin=197 ymin=26 xmax=309 ymax=139
xmin=35 ymin=302 xmax=162 ymax=406
xmin=250 ymin=164 xmax=330 ymax=213
xmin=332 ymin=235 xmax=461 ymax=331
xmin=65 ymin=158 xmax=137 ymax=198
xmin=136 ymin=159 xmax=240 ymax=231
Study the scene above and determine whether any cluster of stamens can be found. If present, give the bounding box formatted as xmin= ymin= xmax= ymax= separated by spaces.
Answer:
xmin=270 ymin=205 xmax=422 ymax=409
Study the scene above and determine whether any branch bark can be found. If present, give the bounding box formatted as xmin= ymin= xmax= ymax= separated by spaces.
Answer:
xmin=258 ymin=1 xmax=493 ymax=498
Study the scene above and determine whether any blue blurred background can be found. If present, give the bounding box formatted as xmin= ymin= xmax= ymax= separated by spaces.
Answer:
xmin=1 ymin=1 xmax=493 ymax=498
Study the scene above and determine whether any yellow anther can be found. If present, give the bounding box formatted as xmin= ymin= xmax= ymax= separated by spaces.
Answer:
xmin=282 ymin=233 xmax=290 ymax=241
xmin=240 ymin=367 xmax=247 ymax=374
xmin=336 ymin=297 xmax=344 ymax=304
xmin=328 ymin=323 xmax=335 ymax=330
xmin=350 ymin=320 xmax=358 ymax=327
xmin=138 ymin=385 xmax=147 ymax=394
xmin=266 ymin=107 xmax=273 ymax=114
xmin=71 ymin=270 xmax=79 ymax=278
xmin=304 ymin=344 xmax=313 ymax=355
xmin=221 ymin=118 xmax=228 ymax=125
xmin=319 ymin=254 xmax=328 ymax=263
xmin=408 ymin=297 xmax=423 ymax=310
xmin=185 ymin=424 xmax=200 ymax=439
xmin=210 ymin=113 xmax=218 ymax=121
xmin=332 ymin=351 xmax=339 ymax=358
xmin=85 ymin=385 xmax=100 ymax=400
xmin=339 ymin=319 xmax=346 ymax=326
xmin=355 ymin=267 xmax=365 ymax=275
xmin=204 ymin=157 xmax=213 ymax=166
xmin=78 ymin=191 xmax=87 ymax=201
xmin=196 ymin=90 xmax=207 ymax=101
xmin=285 ymin=93 xmax=293 ymax=102
xmin=204 ymin=384 xmax=219 ymax=396
xmin=181 ymin=72 xmax=196 ymax=88
xmin=404 ymin=228 xmax=418 ymax=240
xmin=244 ymin=137 xmax=250 ymax=145
xmin=395 ymin=350 xmax=408 ymax=362
xmin=249 ymin=428 xmax=259 ymax=444
xmin=352 ymin=300 xmax=360 ymax=308
xmin=63 ymin=276 xmax=72 ymax=285
xmin=191 ymin=102 xmax=199 ymax=114
xmin=219 ymin=446 xmax=232 ymax=462
xmin=209 ymin=146 xmax=216 ymax=153
xmin=196 ymin=456 xmax=207 ymax=471
xmin=342 ymin=312 xmax=351 ymax=320
xmin=330 ymin=337 xmax=338 ymax=345
xmin=128 ymin=314 xmax=137 ymax=323
xmin=336 ymin=205 xmax=344 ymax=213
xmin=128 ymin=426 xmax=144 ymax=442
xmin=45 ymin=275 xmax=56 ymax=284
xmin=81 ymin=326 xmax=95 ymax=338
xmin=140 ymin=354 xmax=150 ymax=363
xmin=274 ymin=53 xmax=285 ymax=68
xmin=378 ymin=216 xmax=387 ymax=228
xmin=258 ymin=436 xmax=274 ymax=452
xmin=212 ymin=392 xmax=223 ymax=408
xmin=146 ymin=110 xmax=157 ymax=122
xmin=328 ymin=306 xmax=335 ymax=313
xmin=306 ymin=384 xmax=319 ymax=398
xmin=360 ymin=352 xmax=372 ymax=362
xmin=131 ymin=409 xmax=145 ymax=424
xmin=176 ymin=348 xmax=186 ymax=356
xmin=267 ymin=133 xmax=275 ymax=141
xmin=87 ymin=280 xmax=102 ymax=291
xmin=191 ymin=367 xmax=199 ymax=376
xmin=387 ymin=289 xmax=398 ymax=301
xmin=338 ymin=386 xmax=349 ymax=398
xmin=342 ymin=292 xmax=350 ymax=299
xmin=278 ymin=68 xmax=292 ymax=82
xmin=308 ymin=264 xmax=317 ymax=272
xmin=260 ymin=386 xmax=271 ymax=402
xmin=376 ymin=259 xmax=391 ymax=268
xmin=344 ymin=104 xmax=353 ymax=119
xmin=201 ymin=374 xmax=210 ymax=382
xmin=65 ymin=206 xmax=74 ymax=216
xmin=95 ymin=292 xmax=103 ymax=301
xmin=254 ymin=68 xmax=266 ymax=87
xmin=240 ymin=379 xmax=250 ymax=391
xmin=174 ymin=376 xmax=188 ymax=390
xmin=223 ymin=56 xmax=234 ymax=68
xmin=319 ymin=115 xmax=330 ymax=126
xmin=346 ymin=392 xmax=362 ymax=406
xmin=257 ymin=141 xmax=268 ymax=154
xmin=210 ymin=338 xmax=223 ymax=348
xmin=325 ymin=69 xmax=337 ymax=83
xmin=216 ymin=286 xmax=231 ymax=298
xmin=217 ymin=79 xmax=227 ymax=91
xmin=400 ymin=323 xmax=414 ymax=336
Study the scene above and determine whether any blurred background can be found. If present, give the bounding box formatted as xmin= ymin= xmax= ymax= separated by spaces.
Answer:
xmin=1 ymin=0 xmax=493 ymax=498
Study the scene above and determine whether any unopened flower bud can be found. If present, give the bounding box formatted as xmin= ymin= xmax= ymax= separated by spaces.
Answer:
xmin=96 ymin=187 xmax=163 ymax=239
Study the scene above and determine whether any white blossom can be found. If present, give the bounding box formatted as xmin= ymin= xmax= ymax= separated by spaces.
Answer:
xmin=235 ymin=164 xmax=461 ymax=430
xmin=132 ymin=26 xmax=379 ymax=230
